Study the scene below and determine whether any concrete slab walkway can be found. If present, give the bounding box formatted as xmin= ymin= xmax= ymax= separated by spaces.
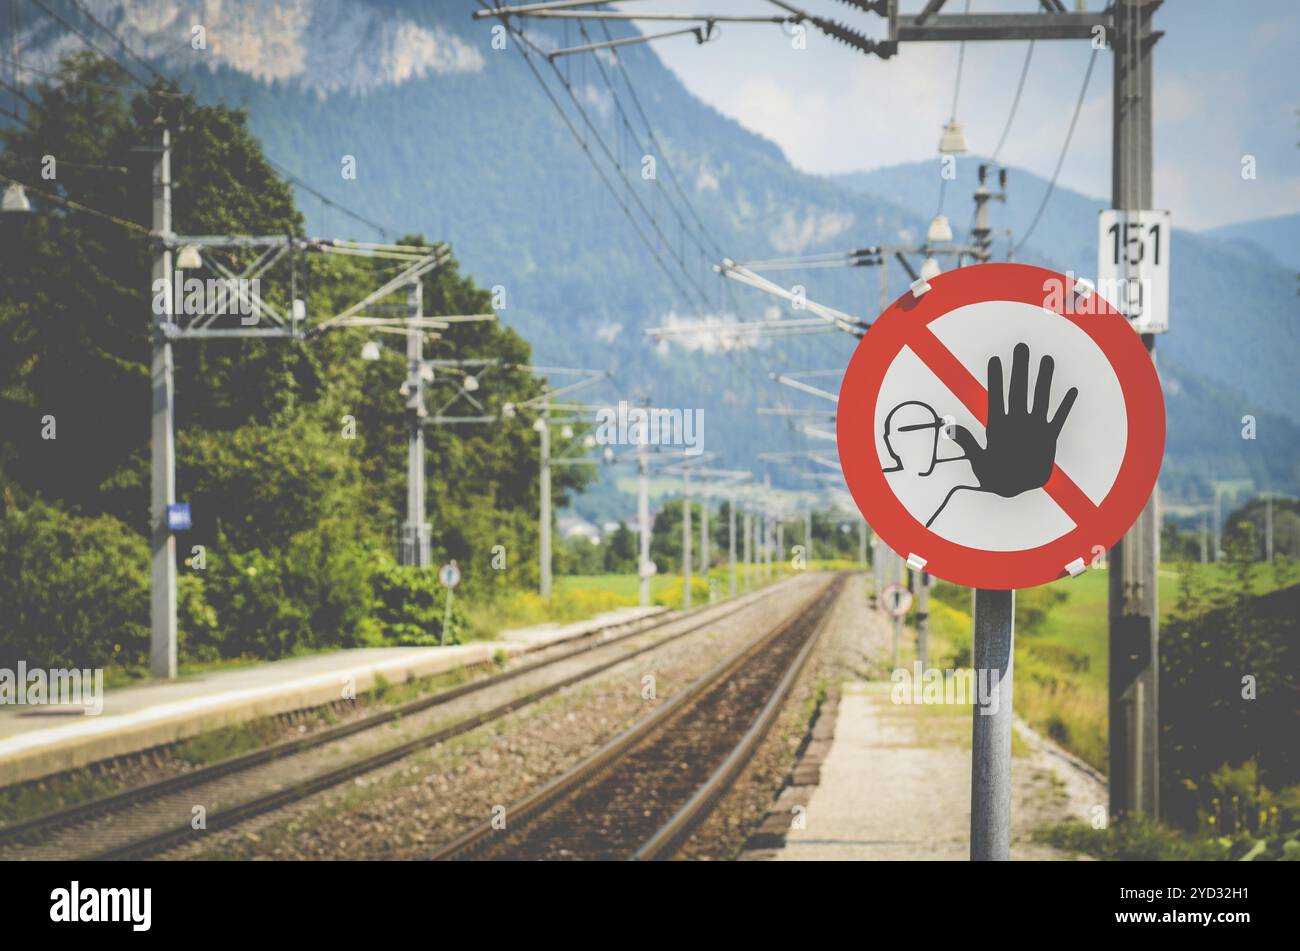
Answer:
xmin=773 ymin=680 xmax=1104 ymax=861
xmin=0 ymin=604 xmax=665 ymax=786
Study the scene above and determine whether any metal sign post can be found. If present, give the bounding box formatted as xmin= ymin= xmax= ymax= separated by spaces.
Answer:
xmin=971 ymin=589 xmax=1015 ymax=861
xmin=438 ymin=561 xmax=461 ymax=646
xmin=838 ymin=264 xmax=1163 ymax=862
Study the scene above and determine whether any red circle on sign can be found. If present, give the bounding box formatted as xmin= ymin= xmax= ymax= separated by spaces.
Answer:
xmin=837 ymin=263 xmax=1164 ymax=590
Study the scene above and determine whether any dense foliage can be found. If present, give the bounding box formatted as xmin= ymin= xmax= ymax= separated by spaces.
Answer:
xmin=0 ymin=54 xmax=589 ymax=669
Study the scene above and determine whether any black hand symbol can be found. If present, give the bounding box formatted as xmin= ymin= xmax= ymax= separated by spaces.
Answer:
xmin=952 ymin=343 xmax=1078 ymax=498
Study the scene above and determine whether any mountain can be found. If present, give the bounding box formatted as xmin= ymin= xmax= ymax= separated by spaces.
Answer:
xmin=833 ymin=159 xmax=1300 ymax=502
xmin=1201 ymin=213 xmax=1300 ymax=274
xmin=10 ymin=0 xmax=1298 ymax=518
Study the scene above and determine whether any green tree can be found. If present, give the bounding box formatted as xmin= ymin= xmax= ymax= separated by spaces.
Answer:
xmin=603 ymin=520 xmax=636 ymax=573
xmin=0 ymin=53 xmax=595 ymax=667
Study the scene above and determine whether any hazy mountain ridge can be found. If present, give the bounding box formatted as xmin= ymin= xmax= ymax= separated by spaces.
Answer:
xmin=13 ymin=0 xmax=1298 ymax=508
xmin=1202 ymin=213 xmax=1300 ymax=273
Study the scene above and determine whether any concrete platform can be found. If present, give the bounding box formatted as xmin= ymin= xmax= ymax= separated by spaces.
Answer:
xmin=771 ymin=681 xmax=1104 ymax=861
xmin=0 ymin=604 xmax=665 ymax=787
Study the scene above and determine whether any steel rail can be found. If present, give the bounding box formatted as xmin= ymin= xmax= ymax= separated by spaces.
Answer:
xmin=67 ymin=581 xmax=796 ymax=860
xmin=633 ymin=579 xmax=839 ymax=859
xmin=429 ymin=575 xmax=842 ymax=860
xmin=0 ymin=584 xmax=786 ymax=850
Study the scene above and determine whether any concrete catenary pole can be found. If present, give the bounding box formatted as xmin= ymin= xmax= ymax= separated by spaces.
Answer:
xmin=743 ymin=508 xmax=752 ymax=590
xmin=1265 ymin=490 xmax=1274 ymax=563
xmin=1108 ymin=0 xmax=1161 ymax=822
xmin=402 ymin=279 xmax=431 ymax=570
xmin=149 ymin=119 xmax=177 ymax=679
xmin=728 ymin=494 xmax=737 ymax=596
xmin=916 ymin=571 xmax=930 ymax=671
xmin=538 ymin=404 xmax=551 ymax=596
xmin=700 ymin=490 xmax=710 ymax=585
xmin=638 ymin=437 xmax=650 ymax=607
xmin=763 ymin=508 xmax=772 ymax=581
xmin=682 ymin=470 xmax=692 ymax=609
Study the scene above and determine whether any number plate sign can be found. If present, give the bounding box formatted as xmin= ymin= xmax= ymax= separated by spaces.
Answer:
xmin=1097 ymin=209 xmax=1170 ymax=334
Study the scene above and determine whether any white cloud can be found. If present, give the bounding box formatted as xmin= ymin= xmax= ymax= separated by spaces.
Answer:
xmin=649 ymin=0 xmax=1300 ymax=229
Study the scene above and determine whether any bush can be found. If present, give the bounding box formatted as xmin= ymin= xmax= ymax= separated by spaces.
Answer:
xmin=196 ymin=521 xmax=383 ymax=659
xmin=371 ymin=556 xmax=468 ymax=645
xmin=654 ymin=576 xmax=711 ymax=611
xmin=0 ymin=498 xmax=149 ymax=669
xmin=1160 ymin=579 xmax=1298 ymax=831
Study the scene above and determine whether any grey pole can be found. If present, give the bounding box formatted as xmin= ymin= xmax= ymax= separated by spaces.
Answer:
xmin=149 ymin=120 xmax=177 ymax=679
xmin=682 ymin=470 xmax=692 ymax=609
xmin=763 ymin=509 xmax=772 ymax=581
xmin=971 ymin=588 xmax=1016 ymax=861
xmin=776 ymin=519 xmax=784 ymax=570
xmin=728 ymin=495 xmax=737 ymax=596
xmin=538 ymin=404 xmax=552 ymax=596
xmin=858 ymin=517 xmax=867 ymax=569
xmin=916 ymin=571 xmax=930 ymax=671
xmin=1213 ymin=485 xmax=1222 ymax=561
xmin=805 ymin=509 xmax=813 ymax=563
xmin=638 ymin=438 xmax=650 ymax=607
xmin=743 ymin=509 xmax=752 ymax=590
xmin=1108 ymin=0 xmax=1160 ymax=822
xmin=401 ymin=280 xmax=430 ymax=569
xmin=1199 ymin=505 xmax=1208 ymax=564
xmin=1265 ymin=490 xmax=1274 ymax=563
xmin=700 ymin=490 xmax=710 ymax=584
xmin=870 ymin=539 xmax=879 ymax=608
xmin=891 ymin=614 xmax=901 ymax=671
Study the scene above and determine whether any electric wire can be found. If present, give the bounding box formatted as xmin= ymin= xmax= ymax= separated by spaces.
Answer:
xmin=1012 ymin=46 xmax=1099 ymax=255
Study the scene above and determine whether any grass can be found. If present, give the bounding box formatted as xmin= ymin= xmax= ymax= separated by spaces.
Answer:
xmin=1034 ymin=814 xmax=1300 ymax=861
xmin=911 ymin=561 xmax=1291 ymax=775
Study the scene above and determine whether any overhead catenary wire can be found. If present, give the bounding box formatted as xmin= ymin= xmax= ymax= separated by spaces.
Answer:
xmin=1011 ymin=45 xmax=1099 ymax=255
xmin=935 ymin=0 xmax=972 ymax=218
xmin=479 ymin=4 xmax=713 ymax=308
xmin=578 ymin=18 xmax=722 ymax=288
xmin=594 ymin=19 xmax=722 ymax=261
xmin=66 ymin=0 xmax=167 ymax=84
xmin=990 ymin=41 xmax=1034 ymax=164
xmin=26 ymin=0 xmax=148 ymax=86
xmin=25 ymin=0 xmax=397 ymax=240
xmin=964 ymin=39 xmax=1035 ymax=246
xmin=2 ymin=171 xmax=151 ymax=233
xmin=517 ymin=20 xmax=716 ymax=306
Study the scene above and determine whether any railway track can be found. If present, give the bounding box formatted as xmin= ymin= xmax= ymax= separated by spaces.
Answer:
xmin=431 ymin=573 xmax=845 ymax=861
xmin=0 ymin=577 xmax=804 ymax=861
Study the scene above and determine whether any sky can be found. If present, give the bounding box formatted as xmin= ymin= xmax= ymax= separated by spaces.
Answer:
xmin=627 ymin=0 xmax=1300 ymax=230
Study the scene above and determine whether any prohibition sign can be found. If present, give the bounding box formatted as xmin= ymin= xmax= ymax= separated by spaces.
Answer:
xmin=837 ymin=263 xmax=1164 ymax=590
xmin=881 ymin=583 xmax=913 ymax=618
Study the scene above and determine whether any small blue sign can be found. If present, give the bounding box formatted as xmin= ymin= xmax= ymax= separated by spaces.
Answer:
xmin=167 ymin=503 xmax=192 ymax=532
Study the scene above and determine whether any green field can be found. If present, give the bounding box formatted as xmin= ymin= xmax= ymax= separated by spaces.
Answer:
xmin=914 ymin=561 xmax=1290 ymax=772
xmin=1027 ymin=566 xmax=1181 ymax=690
xmin=552 ymin=573 xmax=674 ymax=602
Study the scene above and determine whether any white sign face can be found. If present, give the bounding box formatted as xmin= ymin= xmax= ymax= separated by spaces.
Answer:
xmin=1097 ymin=209 xmax=1170 ymax=334
xmin=837 ymin=263 xmax=1166 ymax=590
xmin=438 ymin=562 xmax=461 ymax=589
xmin=873 ymin=300 xmax=1125 ymax=552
